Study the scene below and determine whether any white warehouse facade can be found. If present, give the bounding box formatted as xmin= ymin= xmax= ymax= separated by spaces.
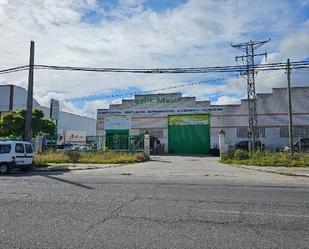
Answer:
xmin=97 ymin=86 xmax=309 ymax=153
xmin=0 ymin=85 xmax=96 ymax=137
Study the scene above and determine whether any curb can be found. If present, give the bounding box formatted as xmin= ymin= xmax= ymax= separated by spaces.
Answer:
xmin=32 ymin=164 xmax=125 ymax=172
xmin=233 ymin=165 xmax=309 ymax=178
xmin=32 ymin=167 xmax=71 ymax=172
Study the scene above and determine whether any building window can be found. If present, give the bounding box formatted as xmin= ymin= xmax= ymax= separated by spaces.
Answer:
xmin=140 ymin=129 xmax=164 ymax=138
xmin=237 ymin=127 xmax=248 ymax=138
xmin=237 ymin=127 xmax=265 ymax=138
xmin=280 ymin=127 xmax=288 ymax=137
xmin=280 ymin=126 xmax=309 ymax=138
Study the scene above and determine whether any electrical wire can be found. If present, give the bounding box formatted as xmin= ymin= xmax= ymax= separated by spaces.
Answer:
xmin=33 ymin=61 xmax=309 ymax=73
xmin=64 ymin=74 xmax=241 ymax=102
xmin=64 ymin=65 xmax=309 ymax=103
xmin=268 ymin=0 xmax=287 ymax=41
xmin=231 ymin=0 xmax=239 ymax=39
xmin=254 ymin=0 xmax=264 ymax=28
xmin=0 ymin=65 xmax=29 ymax=74
xmin=1 ymin=61 xmax=309 ymax=75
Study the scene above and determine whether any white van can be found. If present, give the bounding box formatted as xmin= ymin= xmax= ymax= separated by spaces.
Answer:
xmin=0 ymin=141 xmax=34 ymax=174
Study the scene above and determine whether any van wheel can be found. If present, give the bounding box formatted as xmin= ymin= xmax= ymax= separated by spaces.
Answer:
xmin=0 ymin=164 xmax=10 ymax=174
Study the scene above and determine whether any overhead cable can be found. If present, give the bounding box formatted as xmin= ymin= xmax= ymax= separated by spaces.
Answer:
xmin=1 ymin=61 xmax=309 ymax=75
xmin=64 ymin=74 xmax=242 ymax=102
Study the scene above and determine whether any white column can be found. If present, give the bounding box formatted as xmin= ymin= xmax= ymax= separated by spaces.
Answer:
xmin=35 ymin=136 xmax=42 ymax=153
xmin=144 ymin=133 xmax=150 ymax=156
xmin=219 ymin=129 xmax=227 ymax=158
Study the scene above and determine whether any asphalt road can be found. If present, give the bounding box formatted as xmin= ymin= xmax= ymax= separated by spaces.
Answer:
xmin=1 ymin=156 xmax=309 ymax=249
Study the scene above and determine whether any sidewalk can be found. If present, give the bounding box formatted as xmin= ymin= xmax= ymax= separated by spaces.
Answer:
xmin=33 ymin=163 xmax=125 ymax=171
xmin=33 ymin=160 xmax=309 ymax=178
xmin=235 ymin=165 xmax=309 ymax=177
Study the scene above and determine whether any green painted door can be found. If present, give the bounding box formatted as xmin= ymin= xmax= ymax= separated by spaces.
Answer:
xmin=168 ymin=114 xmax=210 ymax=154
xmin=106 ymin=130 xmax=129 ymax=150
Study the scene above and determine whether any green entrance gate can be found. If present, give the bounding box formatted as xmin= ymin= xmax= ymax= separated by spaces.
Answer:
xmin=106 ymin=130 xmax=129 ymax=150
xmin=168 ymin=114 xmax=210 ymax=154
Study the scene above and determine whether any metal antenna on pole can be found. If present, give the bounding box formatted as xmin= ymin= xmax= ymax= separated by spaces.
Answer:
xmin=231 ymin=39 xmax=270 ymax=150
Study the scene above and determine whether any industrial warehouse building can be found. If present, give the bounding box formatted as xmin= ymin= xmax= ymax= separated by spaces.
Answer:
xmin=0 ymin=85 xmax=96 ymax=141
xmin=97 ymin=86 xmax=309 ymax=153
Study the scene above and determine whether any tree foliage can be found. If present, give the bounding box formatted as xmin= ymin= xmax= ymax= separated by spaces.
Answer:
xmin=0 ymin=109 xmax=56 ymax=138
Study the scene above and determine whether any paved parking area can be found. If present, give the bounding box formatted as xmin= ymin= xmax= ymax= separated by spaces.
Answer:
xmin=0 ymin=156 xmax=308 ymax=249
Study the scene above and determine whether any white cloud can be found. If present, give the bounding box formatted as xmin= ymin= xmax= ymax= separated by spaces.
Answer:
xmin=0 ymin=0 xmax=308 ymax=118
xmin=280 ymin=30 xmax=309 ymax=60
xmin=214 ymin=96 xmax=241 ymax=105
xmin=62 ymin=100 xmax=109 ymax=117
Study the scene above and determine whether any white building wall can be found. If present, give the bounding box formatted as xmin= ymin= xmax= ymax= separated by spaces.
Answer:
xmin=0 ymin=85 xmax=96 ymax=136
xmin=40 ymin=106 xmax=96 ymax=135
xmin=0 ymin=85 xmax=10 ymax=112
xmin=97 ymin=87 xmax=309 ymax=152
xmin=12 ymin=86 xmax=41 ymax=110
xmin=262 ymin=128 xmax=286 ymax=150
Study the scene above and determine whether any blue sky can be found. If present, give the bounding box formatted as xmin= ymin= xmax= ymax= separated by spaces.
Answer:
xmin=0 ymin=0 xmax=308 ymax=117
xmin=82 ymin=0 xmax=189 ymax=23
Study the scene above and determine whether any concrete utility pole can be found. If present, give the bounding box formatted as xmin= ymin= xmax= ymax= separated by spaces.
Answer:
xmin=231 ymin=39 xmax=270 ymax=150
xmin=287 ymin=58 xmax=293 ymax=155
xmin=24 ymin=41 xmax=35 ymax=142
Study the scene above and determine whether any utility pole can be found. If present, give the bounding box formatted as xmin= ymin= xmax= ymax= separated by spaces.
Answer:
xmin=24 ymin=41 xmax=35 ymax=142
xmin=287 ymin=58 xmax=293 ymax=155
xmin=231 ymin=39 xmax=270 ymax=150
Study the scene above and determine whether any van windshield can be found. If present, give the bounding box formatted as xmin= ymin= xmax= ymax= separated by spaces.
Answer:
xmin=0 ymin=144 xmax=11 ymax=154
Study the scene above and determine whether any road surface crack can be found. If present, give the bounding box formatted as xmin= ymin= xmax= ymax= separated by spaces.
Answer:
xmin=0 ymin=193 xmax=32 ymax=208
xmin=118 ymin=215 xmax=238 ymax=226
xmin=85 ymin=194 xmax=139 ymax=232
xmin=138 ymin=196 xmax=309 ymax=208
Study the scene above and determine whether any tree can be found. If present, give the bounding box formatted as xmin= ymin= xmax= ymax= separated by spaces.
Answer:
xmin=0 ymin=109 xmax=56 ymax=139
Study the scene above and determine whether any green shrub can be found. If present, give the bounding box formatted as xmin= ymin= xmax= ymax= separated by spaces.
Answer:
xmin=220 ymin=150 xmax=309 ymax=167
xmin=34 ymin=151 xmax=150 ymax=165
xmin=100 ymin=147 xmax=109 ymax=153
xmin=233 ymin=149 xmax=249 ymax=160
xmin=66 ymin=151 xmax=81 ymax=163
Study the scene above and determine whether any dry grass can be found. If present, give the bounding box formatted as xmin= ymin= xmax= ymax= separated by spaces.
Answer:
xmin=34 ymin=151 xmax=149 ymax=167
xmin=220 ymin=150 xmax=309 ymax=167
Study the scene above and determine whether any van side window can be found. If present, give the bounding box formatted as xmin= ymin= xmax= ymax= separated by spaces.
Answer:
xmin=15 ymin=143 xmax=25 ymax=153
xmin=0 ymin=145 xmax=11 ymax=154
xmin=25 ymin=144 xmax=33 ymax=153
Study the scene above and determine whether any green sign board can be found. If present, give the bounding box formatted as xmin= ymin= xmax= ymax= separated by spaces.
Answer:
xmin=168 ymin=114 xmax=210 ymax=126
xmin=135 ymin=96 xmax=182 ymax=105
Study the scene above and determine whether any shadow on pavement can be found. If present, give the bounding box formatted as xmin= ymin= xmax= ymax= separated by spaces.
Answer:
xmin=1 ymin=169 xmax=94 ymax=190
xmin=0 ymin=169 xmax=68 ymax=177
xmin=44 ymin=175 xmax=94 ymax=190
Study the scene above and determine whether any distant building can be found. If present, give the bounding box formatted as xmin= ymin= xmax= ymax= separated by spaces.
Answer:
xmin=0 ymin=85 xmax=96 ymax=138
xmin=97 ymin=87 xmax=309 ymax=153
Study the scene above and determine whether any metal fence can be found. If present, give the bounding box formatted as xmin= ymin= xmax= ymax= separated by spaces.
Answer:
xmin=86 ymin=135 xmax=144 ymax=152
xmin=86 ymin=136 xmax=104 ymax=151
xmin=0 ymin=134 xmax=148 ymax=153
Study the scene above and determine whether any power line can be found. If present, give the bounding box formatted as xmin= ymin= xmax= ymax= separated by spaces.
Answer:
xmin=62 ymin=67 xmax=303 ymax=103
xmin=0 ymin=65 xmax=29 ymax=74
xmin=64 ymin=74 xmax=242 ymax=102
xmin=231 ymin=0 xmax=238 ymax=39
xmin=273 ymin=0 xmax=287 ymax=25
xmin=33 ymin=61 xmax=309 ymax=73
xmin=268 ymin=0 xmax=287 ymax=40
xmin=253 ymin=0 xmax=264 ymax=30
xmin=1 ymin=61 xmax=309 ymax=75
